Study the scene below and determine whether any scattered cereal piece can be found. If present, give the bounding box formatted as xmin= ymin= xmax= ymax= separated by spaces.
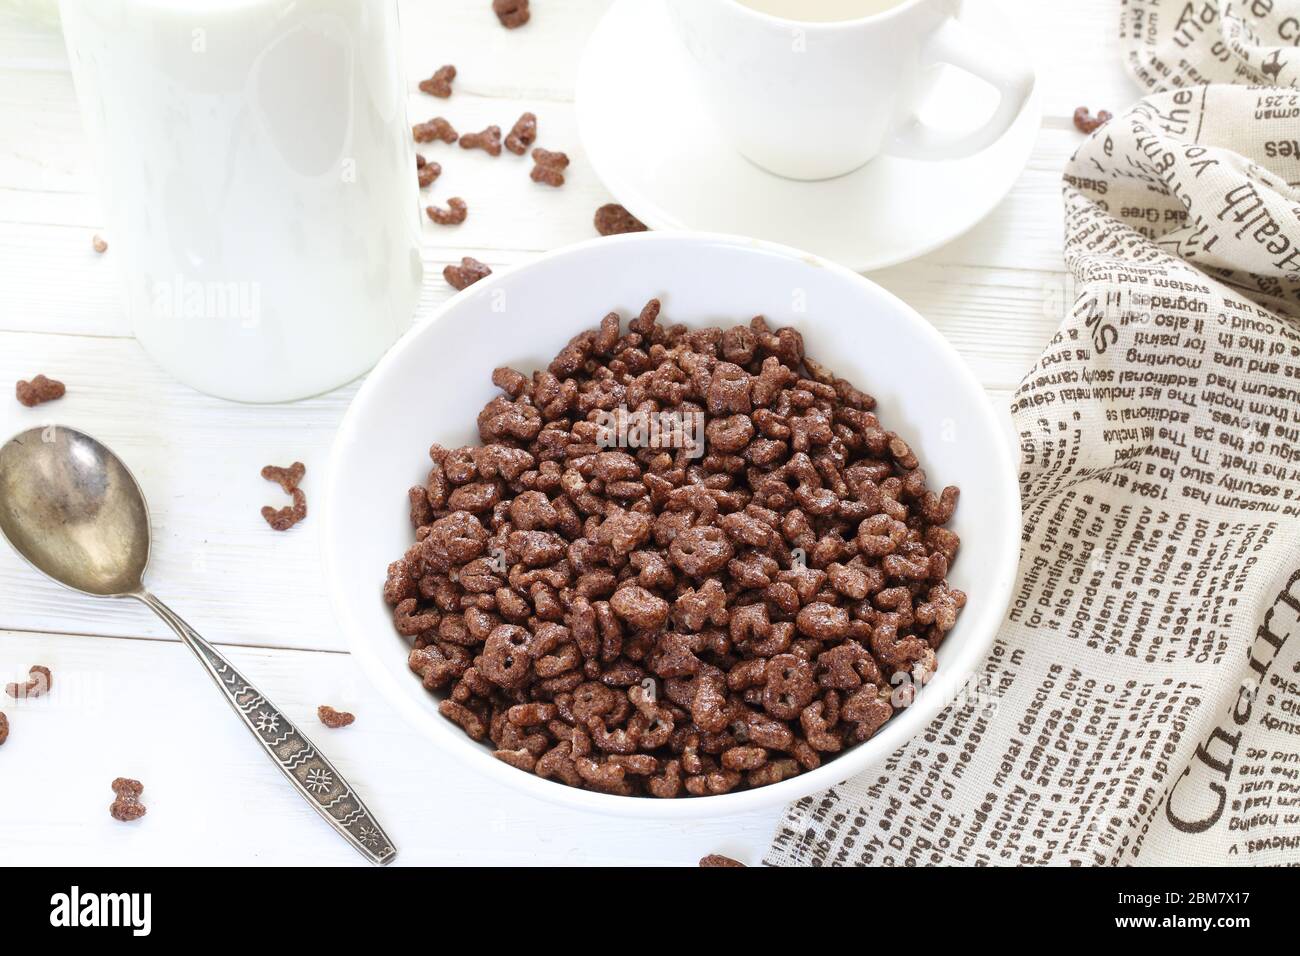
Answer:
xmin=594 ymin=203 xmax=648 ymax=236
xmin=1073 ymin=106 xmax=1113 ymax=134
xmin=109 ymin=777 xmax=146 ymax=822
xmin=416 ymin=154 xmax=442 ymax=188
xmin=261 ymin=461 xmax=308 ymax=532
xmin=15 ymin=374 xmax=65 ymax=408
xmin=460 ymin=125 xmax=503 ymax=156
xmin=262 ymin=491 xmax=306 ymax=531
xmin=317 ymin=705 xmax=355 ymax=728
xmin=426 ymin=197 xmax=469 ymax=225
xmin=419 ymin=64 xmax=456 ymax=98
xmin=444 ymin=256 xmax=493 ymax=291
xmin=699 ymin=854 xmax=746 ymax=867
xmin=0 ymin=712 xmax=8 ymax=746
xmin=530 ymin=147 xmax=569 ymax=187
xmin=413 ymin=117 xmax=458 ymax=144
xmin=505 ymin=112 xmax=537 ymax=155
xmin=262 ymin=461 xmax=305 ymax=494
xmin=92 ymin=234 xmax=108 ymax=254
xmin=493 ymin=0 xmax=530 ymax=29
xmin=5 ymin=665 xmax=51 ymax=700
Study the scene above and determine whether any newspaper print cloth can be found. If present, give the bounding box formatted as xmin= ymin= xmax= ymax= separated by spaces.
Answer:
xmin=1123 ymin=0 xmax=1300 ymax=91
xmin=766 ymin=2 xmax=1300 ymax=866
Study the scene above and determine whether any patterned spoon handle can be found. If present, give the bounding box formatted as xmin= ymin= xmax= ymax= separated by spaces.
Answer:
xmin=136 ymin=591 xmax=397 ymax=865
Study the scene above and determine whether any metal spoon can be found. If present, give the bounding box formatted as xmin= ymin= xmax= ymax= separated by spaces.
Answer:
xmin=0 ymin=426 xmax=396 ymax=865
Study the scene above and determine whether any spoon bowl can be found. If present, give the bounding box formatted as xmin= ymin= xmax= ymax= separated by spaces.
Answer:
xmin=0 ymin=426 xmax=149 ymax=597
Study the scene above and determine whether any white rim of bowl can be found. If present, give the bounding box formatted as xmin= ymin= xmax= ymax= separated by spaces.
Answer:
xmin=322 ymin=231 xmax=1022 ymax=819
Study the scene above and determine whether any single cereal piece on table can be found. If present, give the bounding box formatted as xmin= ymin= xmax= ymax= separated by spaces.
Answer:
xmin=109 ymin=777 xmax=147 ymax=822
xmin=6 ymin=664 xmax=51 ymax=700
xmin=444 ymin=256 xmax=492 ymax=291
xmin=419 ymin=64 xmax=456 ymax=98
xmin=413 ymin=116 xmax=458 ymax=144
xmin=317 ymin=705 xmax=355 ymax=728
xmin=260 ymin=461 xmax=307 ymax=531
xmin=699 ymin=854 xmax=746 ymax=867
xmin=460 ymin=125 xmax=502 ymax=156
xmin=1073 ymin=106 xmax=1113 ymax=134
xmin=426 ymin=197 xmax=468 ymax=225
xmin=530 ymin=148 xmax=569 ymax=187
xmin=493 ymin=0 xmax=529 ymax=29
xmin=261 ymin=490 xmax=306 ymax=531
xmin=15 ymin=374 xmax=65 ymax=407
xmin=594 ymin=203 xmax=648 ymax=236
xmin=262 ymin=461 xmax=305 ymax=493
xmin=505 ymin=112 xmax=537 ymax=155
xmin=416 ymin=154 xmax=442 ymax=188
xmin=92 ymin=233 xmax=108 ymax=253
xmin=0 ymin=712 xmax=8 ymax=746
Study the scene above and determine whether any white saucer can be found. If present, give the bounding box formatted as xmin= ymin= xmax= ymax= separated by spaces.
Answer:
xmin=575 ymin=0 xmax=1042 ymax=272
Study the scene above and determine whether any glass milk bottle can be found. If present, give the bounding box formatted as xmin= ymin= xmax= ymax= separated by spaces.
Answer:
xmin=59 ymin=0 xmax=423 ymax=402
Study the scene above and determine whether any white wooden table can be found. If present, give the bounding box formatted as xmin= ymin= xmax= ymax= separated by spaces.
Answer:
xmin=0 ymin=0 xmax=1138 ymax=866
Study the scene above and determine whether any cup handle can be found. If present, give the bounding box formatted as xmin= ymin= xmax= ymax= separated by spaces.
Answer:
xmin=887 ymin=16 xmax=1035 ymax=161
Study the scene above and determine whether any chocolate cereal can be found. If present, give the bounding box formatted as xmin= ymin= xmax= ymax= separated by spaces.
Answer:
xmin=419 ymin=64 xmax=456 ymax=98
xmin=15 ymin=374 xmax=65 ymax=408
xmin=530 ymin=148 xmax=569 ymax=187
xmin=493 ymin=0 xmax=530 ymax=29
xmin=505 ymin=112 xmax=537 ymax=155
xmin=1073 ymin=106 xmax=1113 ymax=134
xmin=6 ymin=665 xmax=51 ymax=700
xmin=413 ymin=117 xmax=458 ymax=144
xmin=261 ymin=461 xmax=307 ymax=532
xmin=426 ymin=197 xmax=469 ymax=225
xmin=699 ymin=854 xmax=746 ymax=867
xmin=417 ymin=154 xmax=442 ymax=188
xmin=461 ymin=125 xmax=503 ymax=156
xmin=0 ymin=712 xmax=8 ymax=746
xmin=594 ymin=204 xmax=647 ymax=237
xmin=444 ymin=256 xmax=493 ymax=291
xmin=109 ymin=777 xmax=146 ymax=822
xmin=318 ymin=705 xmax=356 ymax=728
xmin=384 ymin=302 xmax=964 ymax=797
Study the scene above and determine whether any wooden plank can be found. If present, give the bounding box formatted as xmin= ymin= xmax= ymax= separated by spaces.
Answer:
xmin=0 ymin=119 xmax=1082 ymax=260
xmin=0 ymin=0 xmax=1146 ymax=121
xmin=0 ymin=115 xmax=1081 ymax=346
xmin=0 ymin=628 xmax=779 ymax=865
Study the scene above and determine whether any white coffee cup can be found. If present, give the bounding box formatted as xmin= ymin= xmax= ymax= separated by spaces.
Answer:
xmin=666 ymin=0 xmax=1035 ymax=181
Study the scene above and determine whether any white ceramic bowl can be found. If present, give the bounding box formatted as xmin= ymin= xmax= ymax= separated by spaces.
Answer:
xmin=323 ymin=232 xmax=1020 ymax=819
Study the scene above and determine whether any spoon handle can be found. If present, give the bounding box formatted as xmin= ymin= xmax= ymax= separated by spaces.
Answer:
xmin=135 ymin=591 xmax=397 ymax=865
